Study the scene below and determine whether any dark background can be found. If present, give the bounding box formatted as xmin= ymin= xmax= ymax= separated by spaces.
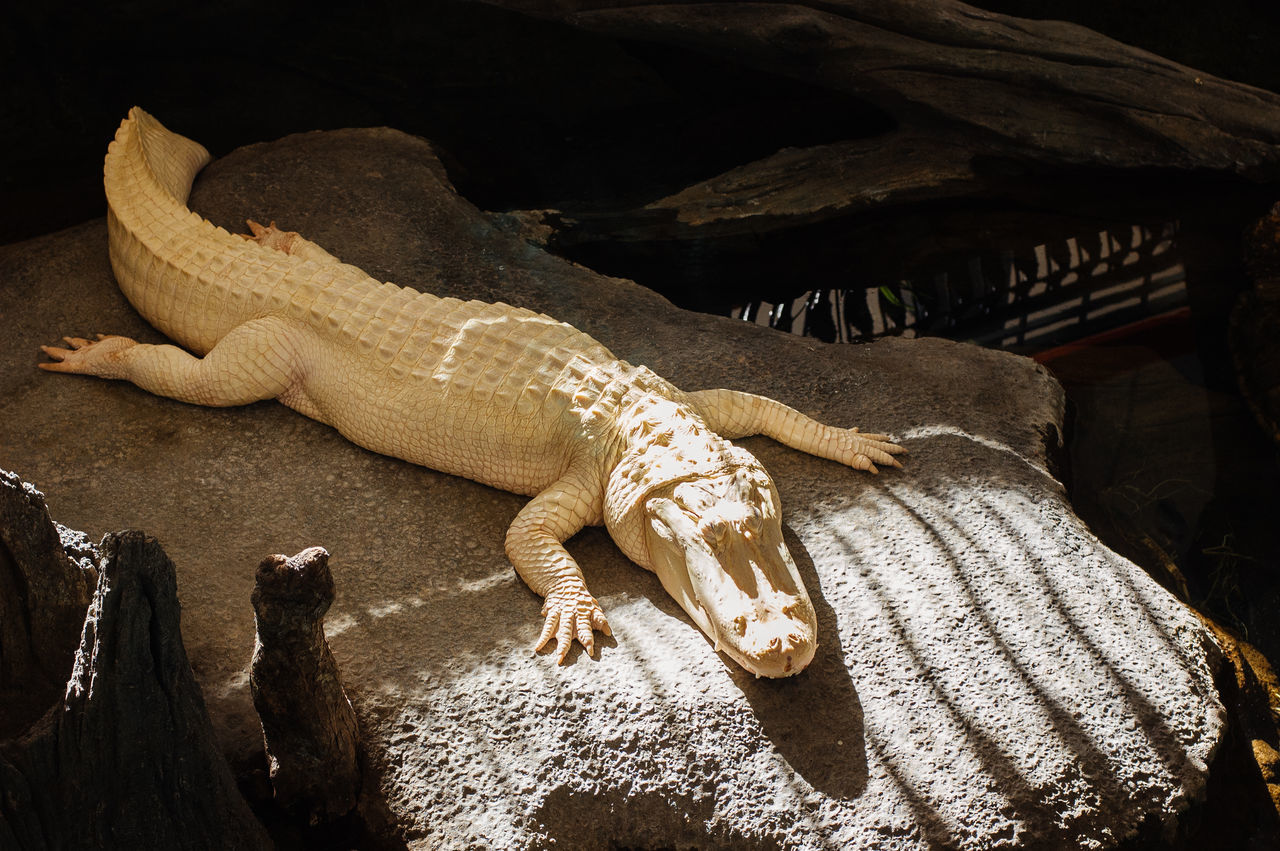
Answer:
xmin=4 ymin=0 xmax=1279 ymax=246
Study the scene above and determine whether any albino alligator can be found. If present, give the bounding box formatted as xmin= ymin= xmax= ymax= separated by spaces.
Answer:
xmin=40 ymin=108 xmax=904 ymax=677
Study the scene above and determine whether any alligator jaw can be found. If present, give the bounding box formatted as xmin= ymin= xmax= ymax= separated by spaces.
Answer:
xmin=644 ymin=490 xmax=817 ymax=678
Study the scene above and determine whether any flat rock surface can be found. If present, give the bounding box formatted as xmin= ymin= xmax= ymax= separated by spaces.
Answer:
xmin=0 ymin=125 xmax=1224 ymax=849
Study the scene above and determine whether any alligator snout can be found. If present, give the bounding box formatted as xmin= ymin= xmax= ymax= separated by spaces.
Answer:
xmin=644 ymin=487 xmax=818 ymax=678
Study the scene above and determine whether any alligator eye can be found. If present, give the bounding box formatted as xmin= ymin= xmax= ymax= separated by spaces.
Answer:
xmin=743 ymin=509 xmax=763 ymax=535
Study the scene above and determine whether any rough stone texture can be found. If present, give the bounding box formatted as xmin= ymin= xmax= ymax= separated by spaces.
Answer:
xmin=0 ymin=489 xmax=271 ymax=851
xmin=251 ymin=546 xmax=362 ymax=824
xmin=0 ymin=126 xmax=1225 ymax=849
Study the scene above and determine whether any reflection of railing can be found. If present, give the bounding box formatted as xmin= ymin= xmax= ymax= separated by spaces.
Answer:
xmin=732 ymin=223 xmax=1186 ymax=350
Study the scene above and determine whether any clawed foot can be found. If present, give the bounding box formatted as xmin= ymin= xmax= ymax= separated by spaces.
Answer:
xmin=836 ymin=427 xmax=907 ymax=474
xmin=239 ymin=219 xmax=301 ymax=254
xmin=39 ymin=334 xmax=138 ymax=378
xmin=535 ymin=585 xmax=612 ymax=664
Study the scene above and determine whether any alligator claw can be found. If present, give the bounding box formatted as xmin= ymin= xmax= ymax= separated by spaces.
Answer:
xmin=835 ymin=428 xmax=907 ymax=474
xmin=535 ymin=586 xmax=611 ymax=664
xmin=241 ymin=219 xmax=288 ymax=250
xmin=38 ymin=334 xmax=138 ymax=376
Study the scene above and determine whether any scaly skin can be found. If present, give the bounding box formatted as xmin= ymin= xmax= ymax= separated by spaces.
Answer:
xmin=40 ymin=108 xmax=905 ymax=677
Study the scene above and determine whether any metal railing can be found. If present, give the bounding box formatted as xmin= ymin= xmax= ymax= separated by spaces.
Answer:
xmin=732 ymin=222 xmax=1185 ymax=350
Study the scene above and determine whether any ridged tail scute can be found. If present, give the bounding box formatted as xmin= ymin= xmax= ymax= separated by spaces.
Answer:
xmin=105 ymin=107 xmax=212 ymax=208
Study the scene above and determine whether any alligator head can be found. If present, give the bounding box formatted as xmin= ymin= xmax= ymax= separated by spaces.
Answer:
xmin=642 ymin=463 xmax=817 ymax=677
xmin=603 ymin=395 xmax=818 ymax=677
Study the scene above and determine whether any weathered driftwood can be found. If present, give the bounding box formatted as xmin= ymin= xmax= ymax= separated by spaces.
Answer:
xmin=0 ymin=469 xmax=94 ymax=739
xmin=483 ymin=0 xmax=1280 ymax=242
xmin=0 ymin=474 xmax=270 ymax=850
xmin=251 ymin=546 xmax=361 ymax=825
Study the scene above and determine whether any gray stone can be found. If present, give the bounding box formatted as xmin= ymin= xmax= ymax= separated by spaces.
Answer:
xmin=0 ymin=125 xmax=1224 ymax=849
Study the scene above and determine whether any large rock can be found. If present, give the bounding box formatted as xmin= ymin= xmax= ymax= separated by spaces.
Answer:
xmin=0 ymin=125 xmax=1225 ymax=848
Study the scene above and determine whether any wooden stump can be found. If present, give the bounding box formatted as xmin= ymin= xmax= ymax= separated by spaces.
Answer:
xmin=251 ymin=546 xmax=362 ymax=825
xmin=0 ymin=471 xmax=271 ymax=850
xmin=0 ymin=469 xmax=94 ymax=739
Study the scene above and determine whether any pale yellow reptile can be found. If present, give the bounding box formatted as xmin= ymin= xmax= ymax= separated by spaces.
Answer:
xmin=40 ymin=108 xmax=904 ymax=677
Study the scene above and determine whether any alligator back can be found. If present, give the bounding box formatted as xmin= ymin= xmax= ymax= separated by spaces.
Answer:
xmin=103 ymin=108 xmax=626 ymax=494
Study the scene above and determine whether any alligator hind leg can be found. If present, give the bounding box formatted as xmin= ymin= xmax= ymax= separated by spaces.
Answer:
xmin=40 ymin=316 xmax=310 ymax=408
xmin=687 ymin=388 xmax=906 ymax=474
xmin=240 ymin=219 xmax=343 ymax=266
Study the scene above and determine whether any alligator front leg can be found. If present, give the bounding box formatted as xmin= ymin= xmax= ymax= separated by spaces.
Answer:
xmin=505 ymin=461 xmax=611 ymax=663
xmin=39 ymin=316 xmax=308 ymax=407
xmin=687 ymin=388 xmax=905 ymax=473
